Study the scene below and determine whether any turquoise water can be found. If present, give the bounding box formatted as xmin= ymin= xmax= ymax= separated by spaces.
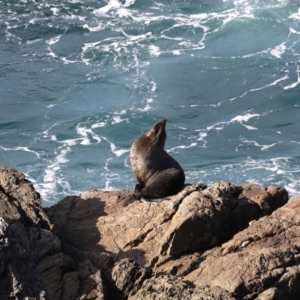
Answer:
xmin=0 ymin=0 xmax=299 ymax=206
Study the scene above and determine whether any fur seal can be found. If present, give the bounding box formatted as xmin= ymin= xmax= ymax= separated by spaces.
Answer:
xmin=123 ymin=119 xmax=185 ymax=206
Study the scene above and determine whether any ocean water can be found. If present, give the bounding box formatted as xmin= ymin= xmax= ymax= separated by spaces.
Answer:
xmin=0 ymin=0 xmax=299 ymax=207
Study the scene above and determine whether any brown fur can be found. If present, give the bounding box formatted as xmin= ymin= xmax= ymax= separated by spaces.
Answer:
xmin=123 ymin=119 xmax=185 ymax=206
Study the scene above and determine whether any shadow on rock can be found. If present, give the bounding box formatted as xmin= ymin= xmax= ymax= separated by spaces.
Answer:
xmin=45 ymin=189 xmax=149 ymax=299
xmin=45 ymin=194 xmax=108 ymax=252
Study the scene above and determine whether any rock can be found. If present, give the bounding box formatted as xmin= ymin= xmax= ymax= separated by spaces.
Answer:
xmin=47 ymin=182 xmax=288 ymax=269
xmin=185 ymin=195 xmax=300 ymax=299
xmin=46 ymin=184 xmax=206 ymax=265
xmin=1 ymin=166 xmax=295 ymax=299
xmin=46 ymin=180 xmax=289 ymax=298
xmin=128 ymin=275 xmax=235 ymax=300
xmin=155 ymin=252 xmax=202 ymax=277
xmin=0 ymin=166 xmax=51 ymax=229
xmin=256 ymin=287 xmax=284 ymax=300
xmin=0 ymin=217 xmax=48 ymax=299
xmin=0 ymin=167 xmax=105 ymax=300
xmin=112 ymin=258 xmax=148 ymax=296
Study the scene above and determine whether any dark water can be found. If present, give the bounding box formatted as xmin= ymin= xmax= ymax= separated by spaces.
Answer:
xmin=0 ymin=0 xmax=299 ymax=206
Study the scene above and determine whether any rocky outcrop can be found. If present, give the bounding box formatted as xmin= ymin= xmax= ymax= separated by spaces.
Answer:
xmin=185 ymin=194 xmax=300 ymax=299
xmin=46 ymin=182 xmax=288 ymax=270
xmin=0 ymin=166 xmax=105 ymax=300
xmin=3 ymin=166 xmax=300 ymax=300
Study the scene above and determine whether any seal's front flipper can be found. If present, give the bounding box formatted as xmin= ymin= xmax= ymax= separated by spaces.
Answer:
xmin=123 ymin=193 xmax=139 ymax=207
xmin=135 ymin=183 xmax=144 ymax=192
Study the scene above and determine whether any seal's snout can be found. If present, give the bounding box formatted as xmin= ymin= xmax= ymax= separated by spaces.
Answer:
xmin=150 ymin=119 xmax=167 ymax=136
xmin=158 ymin=119 xmax=166 ymax=130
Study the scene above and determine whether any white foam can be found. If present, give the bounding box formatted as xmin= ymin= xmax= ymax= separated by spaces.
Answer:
xmin=198 ymin=132 xmax=208 ymax=140
xmin=76 ymin=125 xmax=102 ymax=145
xmin=168 ymin=142 xmax=197 ymax=152
xmin=94 ymin=0 xmax=135 ymax=17
xmin=285 ymin=183 xmax=300 ymax=196
xmin=241 ymin=48 xmax=270 ymax=58
xmin=80 ymin=139 xmax=91 ymax=145
xmin=112 ymin=115 xmax=128 ymax=124
xmin=230 ymin=74 xmax=289 ymax=101
xmin=61 ymin=57 xmax=83 ymax=64
xmin=283 ymin=64 xmax=300 ymax=90
xmin=95 ymin=0 xmax=121 ymax=14
xmin=283 ymin=81 xmax=300 ymax=90
xmin=138 ymin=104 xmax=152 ymax=112
xmin=45 ymin=35 xmax=62 ymax=58
xmin=231 ymin=113 xmax=260 ymax=123
xmin=289 ymin=8 xmax=300 ymax=20
xmin=63 ymin=139 xmax=78 ymax=146
xmin=114 ymin=149 xmax=130 ymax=157
xmin=118 ymin=8 xmax=133 ymax=18
xmin=45 ymin=35 xmax=61 ymax=46
xmin=149 ymin=45 xmax=161 ymax=57
xmin=172 ymin=50 xmax=181 ymax=55
xmin=150 ymin=80 xmax=157 ymax=92
xmin=261 ymin=143 xmax=277 ymax=151
xmin=241 ymin=138 xmax=277 ymax=151
xmin=270 ymin=43 xmax=286 ymax=58
xmin=82 ymin=41 xmax=101 ymax=52
xmin=39 ymin=144 xmax=72 ymax=202
xmin=243 ymin=125 xmax=258 ymax=130
xmin=289 ymin=27 xmax=300 ymax=35
xmin=83 ymin=24 xmax=104 ymax=32
xmin=26 ymin=38 xmax=43 ymax=44
xmin=123 ymin=0 xmax=136 ymax=7
xmin=206 ymin=113 xmax=259 ymax=132
xmin=50 ymin=8 xmax=60 ymax=16
xmin=101 ymin=136 xmax=129 ymax=157
xmin=0 ymin=146 xmax=40 ymax=158
xmin=91 ymin=122 xmax=107 ymax=128
xmin=104 ymin=180 xmax=117 ymax=191
xmin=207 ymin=122 xmax=227 ymax=131
xmin=197 ymin=132 xmax=208 ymax=147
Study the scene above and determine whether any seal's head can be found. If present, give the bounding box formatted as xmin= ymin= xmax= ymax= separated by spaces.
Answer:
xmin=146 ymin=119 xmax=167 ymax=148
